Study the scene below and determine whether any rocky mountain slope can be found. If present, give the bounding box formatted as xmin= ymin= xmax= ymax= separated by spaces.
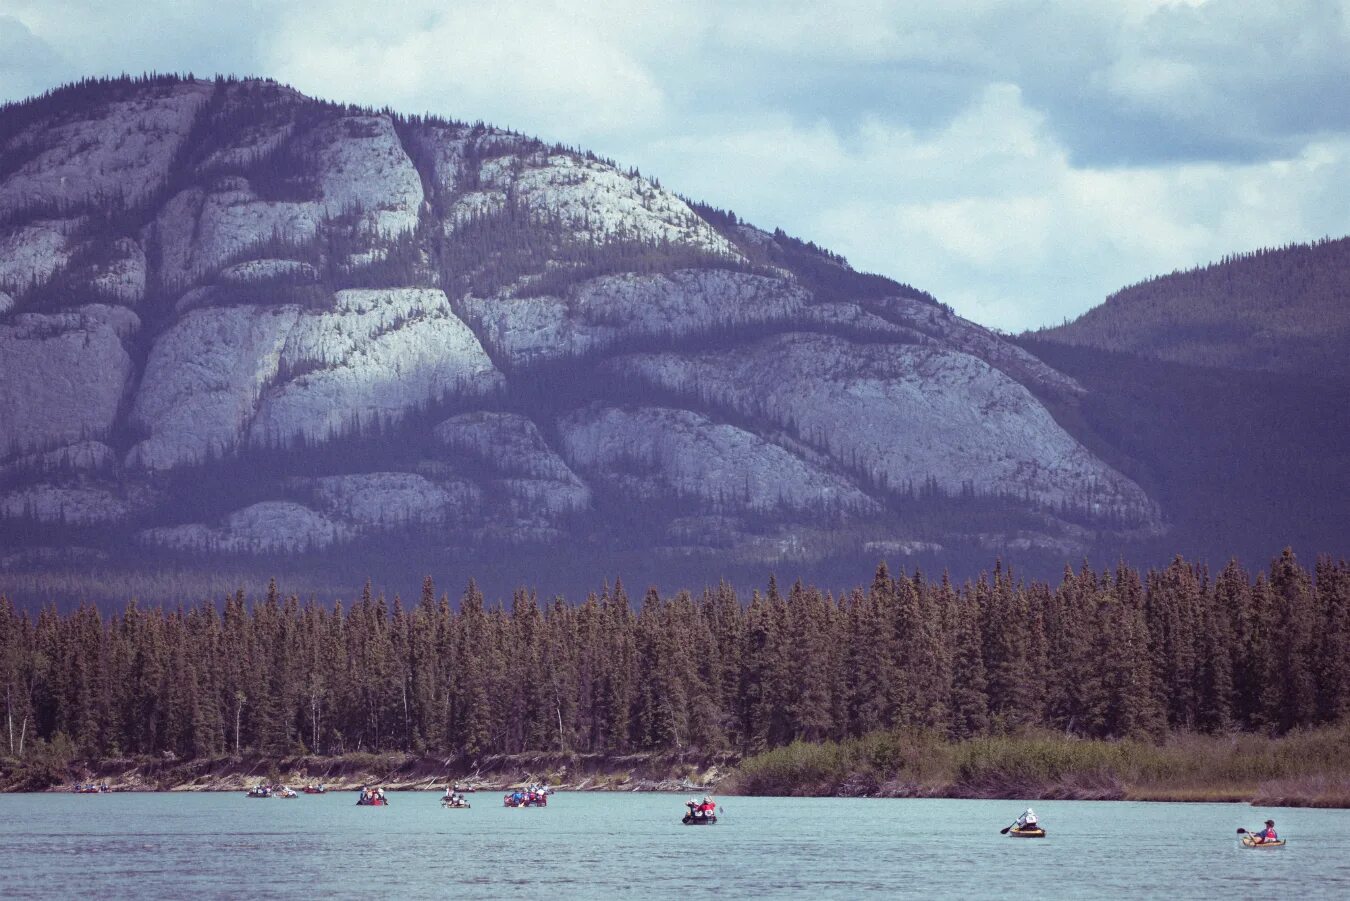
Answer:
xmin=0 ymin=75 xmax=1163 ymax=591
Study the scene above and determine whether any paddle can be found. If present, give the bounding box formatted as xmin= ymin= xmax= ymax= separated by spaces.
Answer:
xmin=1000 ymin=821 xmax=1019 ymax=834
xmin=1236 ymin=828 xmax=1247 ymax=834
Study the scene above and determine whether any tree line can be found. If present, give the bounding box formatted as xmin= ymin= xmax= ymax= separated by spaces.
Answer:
xmin=2 ymin=549 xmax=1347 ymax=764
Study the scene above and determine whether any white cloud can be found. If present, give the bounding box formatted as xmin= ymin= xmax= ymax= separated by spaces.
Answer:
xmin=0 ymin=14 xmax=67 ymax=101
xmin=260 ymin=0 xmax=668 ymax=140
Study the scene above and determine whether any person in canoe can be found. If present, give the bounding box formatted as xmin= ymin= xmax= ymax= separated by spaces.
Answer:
xmin=1251 ymin=819 xmax=1278 ymax=844
xmin=357 ymin=787 xmax=390 ymax=806
xmin=685 ymin=796 xmax=716 ymax=818
xmin=1009 ymin=808 xmax=1043 ymax=835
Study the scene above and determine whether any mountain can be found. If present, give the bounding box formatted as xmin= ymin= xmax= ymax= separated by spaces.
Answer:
xmin=1030 ymin=237 xmax=1350 ymax=375
xmin=0 ymin=73 xmax=1304 ymax=601
xmin=1023 ymin=238 xmax=1350 ymax=568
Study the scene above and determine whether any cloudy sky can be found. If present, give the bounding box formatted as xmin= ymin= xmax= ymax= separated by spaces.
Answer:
xmin=3 ymin=0 xmax=1348 ymax=331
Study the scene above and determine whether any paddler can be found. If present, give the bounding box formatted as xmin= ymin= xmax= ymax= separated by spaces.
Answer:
xmin=1014 ymin=808 xmax=1039 ymax=831
xmin=1252 ymin=819 xmax=1278 ymax=844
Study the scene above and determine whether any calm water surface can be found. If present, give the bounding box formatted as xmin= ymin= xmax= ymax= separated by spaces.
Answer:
xmin=1 ymin=792 xmax=1347 ymax=899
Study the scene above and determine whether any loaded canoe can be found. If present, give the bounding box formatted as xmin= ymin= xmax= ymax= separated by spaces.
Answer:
xmin=1008 ymin=827 xmax=1046 ymax=838
xmin=1240 ymin=836 xmax=1285 ymax=848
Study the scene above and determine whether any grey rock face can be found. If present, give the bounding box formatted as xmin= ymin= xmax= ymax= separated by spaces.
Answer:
xmin=0 ymin=306 xmax=136 ymax=455
xmin=0 ymin=81 xmax=212 ymax=217
xmin=464 ymin=269 xmax=808 ymax=366
xmin=249 ymin=289 xmax=502 ymax=447
xmin=141 ymin=501 xmax=351 ymax=553
xmin=558 ymin=404 xmax=877 ymax=517
xmin=128 ymin=304 xmax=302 ymax=469
xmin=612 ymin=333 xmax=1156 ymax=524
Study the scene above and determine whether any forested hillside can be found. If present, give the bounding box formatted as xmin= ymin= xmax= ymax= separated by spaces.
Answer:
xmin=3 ymin=550 xmax=1346 ymax=767
xmin=1016 ymin=339 xmax=1350 ymax=567
xmin=1030 ymin=237 xmax=1350 ymax=374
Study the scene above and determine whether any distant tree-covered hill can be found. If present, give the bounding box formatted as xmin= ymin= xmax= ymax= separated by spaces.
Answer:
xmin=1029 ymin=237 xmax=1350 ymax=375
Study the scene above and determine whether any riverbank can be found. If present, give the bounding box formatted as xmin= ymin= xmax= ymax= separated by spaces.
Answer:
xmin=0 ymin=749 xmax=734 ymax=794
xmin=725 ymin=724 xmax=1350 ymax=808
xmin=6 ymin=725 xmax=1348 ymax=806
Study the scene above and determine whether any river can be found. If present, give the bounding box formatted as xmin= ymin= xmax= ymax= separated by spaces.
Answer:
xmin=1 ymin=792 xmax=1347 ymax=899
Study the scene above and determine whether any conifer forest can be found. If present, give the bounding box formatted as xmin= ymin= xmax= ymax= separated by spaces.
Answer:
xmin=3 ymin=549 xmax=1347 ymax=764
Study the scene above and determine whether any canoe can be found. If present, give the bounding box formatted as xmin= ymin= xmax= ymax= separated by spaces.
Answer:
xmin=1240 ymin=836 xmax=1285 ymax=848
xmin=1008 ymin=827 xmax=1046 ymax=838
xmin=682 ymin=814 xmax=717 ymax=825
xmin=503 ymin=795 xmax=547 ymax=807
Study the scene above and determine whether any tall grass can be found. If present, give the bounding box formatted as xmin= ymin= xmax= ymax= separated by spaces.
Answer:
xmin=729 ymin=722 xmax=1350 ymax=806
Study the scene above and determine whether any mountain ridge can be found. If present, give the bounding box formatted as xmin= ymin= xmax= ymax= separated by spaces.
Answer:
xmin=1030 ymin=236 xmax=1350 ymax=376
xmin=2 ymin=73 xmax=1335 ymax=600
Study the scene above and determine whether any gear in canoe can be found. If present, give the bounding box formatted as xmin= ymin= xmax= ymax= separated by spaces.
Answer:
xmin=1004 ymin=808 xmax=1046 ymax=837
xmin=682 ymin=796 xmax=718 ymax=825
